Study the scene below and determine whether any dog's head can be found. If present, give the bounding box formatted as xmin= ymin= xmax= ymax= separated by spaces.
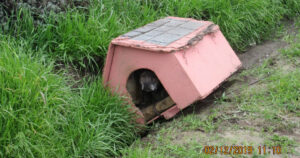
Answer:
xmin=139 ymin=71 xmax=159 ymax=92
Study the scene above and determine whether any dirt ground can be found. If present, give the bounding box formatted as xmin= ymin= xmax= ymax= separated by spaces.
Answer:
xmin=125 ymin=21 xmax=300 ymax=158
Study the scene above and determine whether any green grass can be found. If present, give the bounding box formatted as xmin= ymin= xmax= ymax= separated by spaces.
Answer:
xmin=180 ymin=110 xmax=221 ymax=132
xmin=122 ymin=141 xmax=210 ymax=158
xmin=238 ymin=69 xmax=300 ymax=115
xmin=281 ymin=30 xmax=300 ymax=58
xmin=1 ymin=1 xmax=158 ymax=68
xmin=2 ymin=0 xmax=300 ymax=68
xmin=0 ymin=36 xmax=139 ymax=157
xmin=233 ymin=56 xmax=300 ymax=138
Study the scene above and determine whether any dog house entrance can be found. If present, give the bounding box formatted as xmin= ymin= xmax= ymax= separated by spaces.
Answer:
xmin=126 ymin=69 xmax=175 ymax=122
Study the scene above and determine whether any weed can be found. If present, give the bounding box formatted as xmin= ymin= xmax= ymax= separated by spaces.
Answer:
xmin=122 ymin=146 xmax=165 ymax=158
xmin=214 ymin=92 xmax=229 ymax=104
xmin=281 ymin=29 xmax=300 ymax=58
xmin=181 ymin=110 xmax=221 ymax=132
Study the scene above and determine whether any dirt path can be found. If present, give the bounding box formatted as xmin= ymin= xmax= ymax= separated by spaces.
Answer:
xmin=126 ymin=21 xmax=300 ymax=158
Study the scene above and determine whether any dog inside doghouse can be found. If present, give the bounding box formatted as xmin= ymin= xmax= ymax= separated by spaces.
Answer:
xmin=126 ymin=69 xmax=175 ymax=121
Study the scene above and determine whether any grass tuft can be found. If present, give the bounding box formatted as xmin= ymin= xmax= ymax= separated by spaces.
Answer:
xmin=281 ymin=28 xmax=300 ymax=58
xmin=0 ymin=36 xmax=139 ymax=157
xmin=2 ymin=0 xmax=300 ymax=68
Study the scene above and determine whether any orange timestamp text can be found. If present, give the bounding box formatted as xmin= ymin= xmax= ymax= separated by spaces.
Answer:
xmin=203 ymin=145 xmax=281 ymax=155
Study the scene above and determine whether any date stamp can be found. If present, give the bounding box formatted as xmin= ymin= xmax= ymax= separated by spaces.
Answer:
xmin=203 ymin=145 xmax=281 ymax=155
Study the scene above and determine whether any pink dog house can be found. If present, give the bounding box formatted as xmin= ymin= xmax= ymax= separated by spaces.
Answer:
xmin=103 ymin=17 xmax=242 ymax=124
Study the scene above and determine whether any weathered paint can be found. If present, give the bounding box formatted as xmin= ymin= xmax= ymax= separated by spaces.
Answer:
xmin=103 ymin=17 xmax=242 ymax=124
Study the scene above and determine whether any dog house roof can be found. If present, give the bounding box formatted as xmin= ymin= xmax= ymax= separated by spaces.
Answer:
xmin=111 ymin=17 xmax=218 ymax=53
